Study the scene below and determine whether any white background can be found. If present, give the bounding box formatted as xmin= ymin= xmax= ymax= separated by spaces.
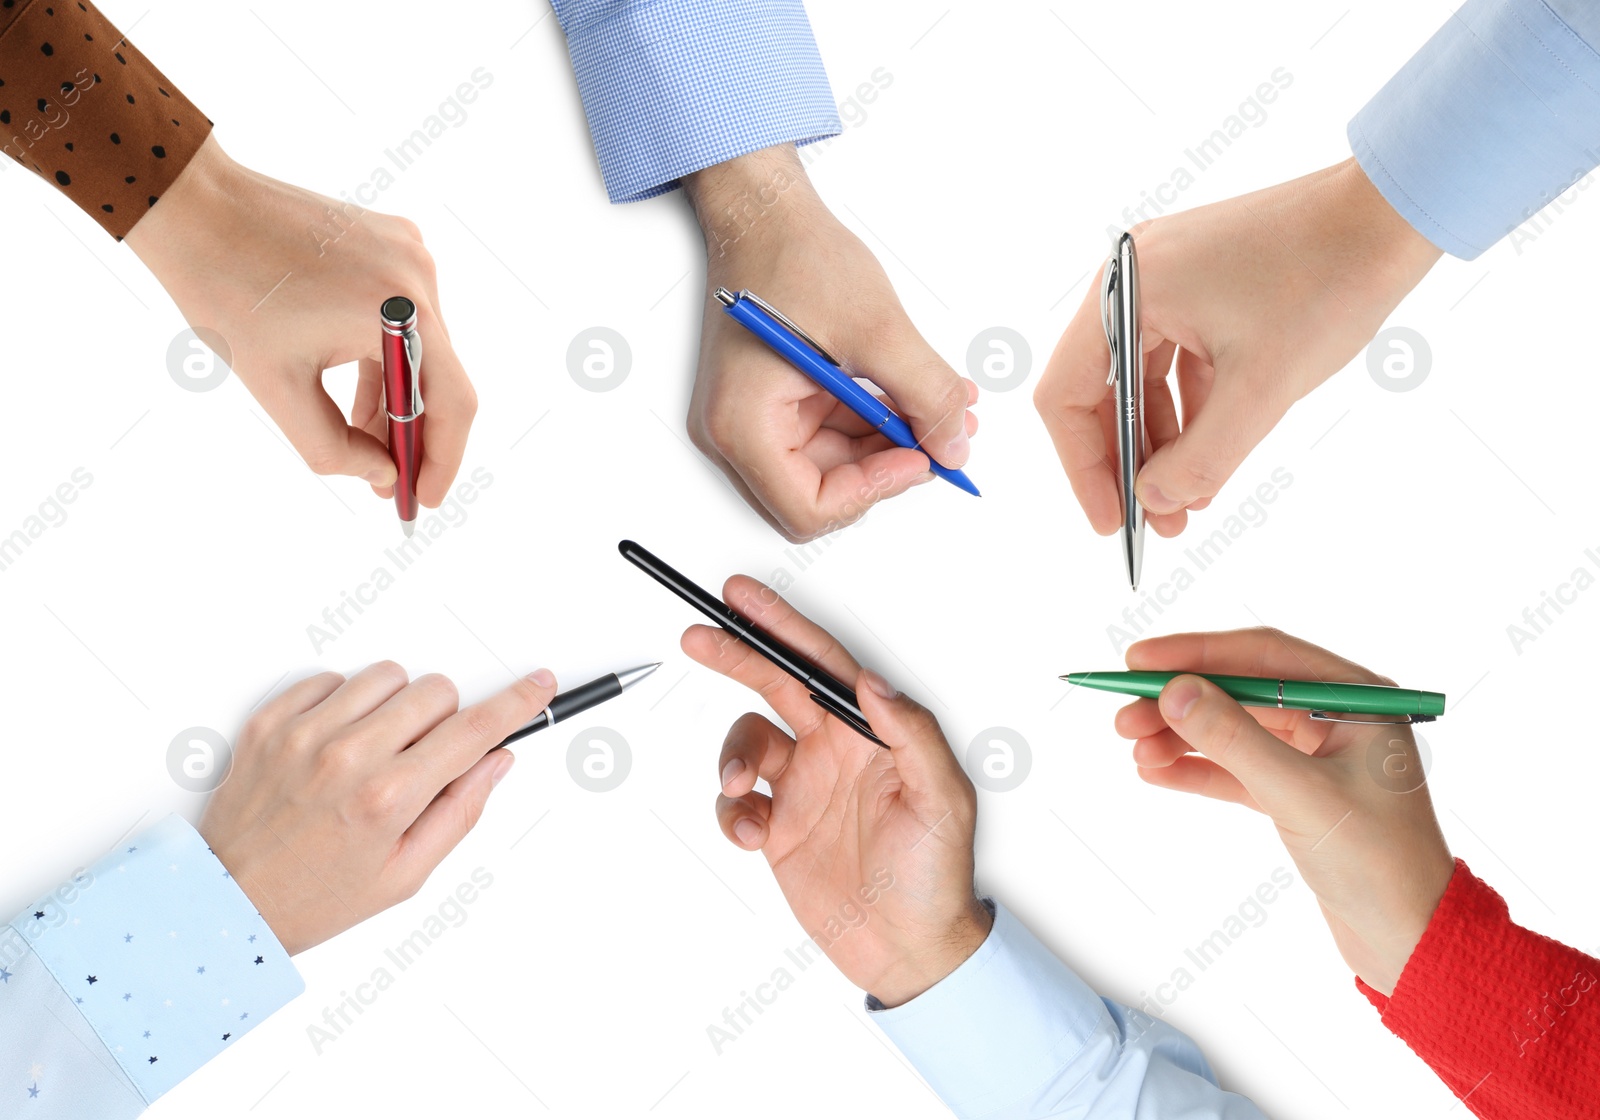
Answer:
xmin=3 ymin=1 xmax=1598 ymax=1117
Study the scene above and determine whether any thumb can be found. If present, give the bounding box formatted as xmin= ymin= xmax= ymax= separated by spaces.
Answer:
xmin=858 ymin=333 xmax=974 ymax=471
xmin=855 ymin=669 xmax=970 ymax=801
xmin=1135 ymin=368 xmax=1283 ymax=515
xmin=1158 ymin=675 xmax=1312 ymax=820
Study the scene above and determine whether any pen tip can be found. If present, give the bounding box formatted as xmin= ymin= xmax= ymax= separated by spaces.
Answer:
xmin=401 ymin=520 xmax=415 ymax=538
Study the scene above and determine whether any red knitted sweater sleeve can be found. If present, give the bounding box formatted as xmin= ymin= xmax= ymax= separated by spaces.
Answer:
xmin=1356 ymin=859 xmax=1600 ymax=1118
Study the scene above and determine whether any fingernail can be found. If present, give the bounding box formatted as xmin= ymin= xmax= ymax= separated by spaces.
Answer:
xmin=862 ymin=669 xmax=897 ymax=699
xmin=1138 ymin=480 xmax=1181 ymax=515
xmin=1160 ymin=677 xmax=1202 ymax=722
xmin=912 ymin=470 xmax=936 ymax=486
xmin=490 ymin=751 xmax=515 ymax=787
xmin=947 ymin=429 xmax=970 ymax=466
xmin=721 ymin=758 xmax=746 ymax=790
xmin=734 ymin=818 xmax=762 ymax=847
xmin=527 ymin=668 xmax=556 ymax=689
xmin=365 ymin=465 xmax=397 ymax=486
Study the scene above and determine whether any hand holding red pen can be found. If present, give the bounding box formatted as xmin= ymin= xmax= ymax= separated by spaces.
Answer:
xmin=126 ymin=135 xmax=476 ymax=507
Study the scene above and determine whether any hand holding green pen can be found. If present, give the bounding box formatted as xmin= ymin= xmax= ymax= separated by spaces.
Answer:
xmin=1094 ymin=628 xmax=1456 ymax=997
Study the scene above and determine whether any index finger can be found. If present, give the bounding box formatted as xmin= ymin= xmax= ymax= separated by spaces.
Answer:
xmin=681 ymin=575 xmax=864 ymax=735
xmin=1036 ymin=279 xmax=1120 ymax=534
xmin=1125 ymin=628 xmax=1389 ymax=686
xmin=401 ymin=670 xmax=558 ymax=796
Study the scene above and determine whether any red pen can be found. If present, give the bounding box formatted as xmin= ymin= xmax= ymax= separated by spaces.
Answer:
xmin=380 ymin=296 xmax=424 ymax=536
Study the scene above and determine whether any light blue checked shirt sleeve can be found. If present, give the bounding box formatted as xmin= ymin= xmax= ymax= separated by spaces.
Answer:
xmin=0 ymin=814 xmax=303 ymax=1118
xmin=867 ymin=901 xmax=1268 ymax=1119
xmin=1349 ymin=0 xmax=1600 ymax=259
xmin=550 ymin=0 xmax=841 ymax=202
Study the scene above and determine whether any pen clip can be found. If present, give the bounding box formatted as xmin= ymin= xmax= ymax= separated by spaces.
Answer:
xmin=1308 ymin=711 xmax=1436 ymax=725
xmin=807 ymin=690 xmax=888 ymax=748
xmin=1100 ymin=258 xmax=1120 ymax=387
xmin=726 ymin=288 xmax=844 ymax=367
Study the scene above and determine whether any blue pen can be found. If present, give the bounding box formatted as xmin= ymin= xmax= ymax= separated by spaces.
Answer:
xmin=713 ymin=287 xmax=980 ymax=496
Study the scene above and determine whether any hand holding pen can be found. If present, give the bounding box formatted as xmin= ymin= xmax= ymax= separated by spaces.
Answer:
xmin=682 ymin=144 xmax=978 ymax=542
xmin=1109 ymin=627 xmax=1456 ymax=997
xmin=679 ymin=570 xmax=992 ymax=1007
xmin=124 ymin=137 xmax=479 ymax=507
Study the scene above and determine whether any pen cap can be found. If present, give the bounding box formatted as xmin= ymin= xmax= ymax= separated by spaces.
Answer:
xmin=380 ymin=296 xmax=421 ymax=419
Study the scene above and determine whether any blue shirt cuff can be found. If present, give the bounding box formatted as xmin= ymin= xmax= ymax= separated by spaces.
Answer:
xmin=1348 ymin=0 xmax=1600 ymax=259
xmin=7 ymin=814 xmax=303 ymax=1106
xmin=552 ymin=0 xmax=842 ymax=202
xmin=866 ymin=900 xmax=1263 ymax=1120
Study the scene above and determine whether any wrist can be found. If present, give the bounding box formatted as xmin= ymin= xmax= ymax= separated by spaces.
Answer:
xmin=123 ymin=133 xmax=238 ymax=258
xmin=682 ymin=143 xmax=822 ymax=260
xmin=1322 ymin=156 xmax=1442 ymax=310
xmin=865 ymin=899 xmax=994 ymax=1009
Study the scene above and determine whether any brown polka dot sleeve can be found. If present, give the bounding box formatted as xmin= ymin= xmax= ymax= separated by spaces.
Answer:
xmin=0 ymin=0 xmax=211 ymax=239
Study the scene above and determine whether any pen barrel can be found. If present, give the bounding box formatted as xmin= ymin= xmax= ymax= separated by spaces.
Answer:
xmin=387 ymin=412 xmax=422 ymax=524
xmin=546 ymin=674 xmax=623 ymax=725
xmin=725 ymin=299 xmax=893 ymax=427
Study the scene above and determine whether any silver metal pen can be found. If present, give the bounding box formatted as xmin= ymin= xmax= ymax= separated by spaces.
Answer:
xmin=1101 ymin=231 xmax=1145 ymax=590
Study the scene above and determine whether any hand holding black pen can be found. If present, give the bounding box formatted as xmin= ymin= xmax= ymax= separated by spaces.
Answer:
xmin=672 ymin=559 xmax=993 ymax=1008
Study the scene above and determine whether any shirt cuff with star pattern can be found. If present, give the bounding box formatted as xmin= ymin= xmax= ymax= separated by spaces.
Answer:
xmin=1 ymin=814 xmax=303 ymax=1118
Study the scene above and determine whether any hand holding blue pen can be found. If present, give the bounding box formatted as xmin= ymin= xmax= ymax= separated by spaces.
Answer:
xmin=714 ymin=288 xmax=981 ymax=497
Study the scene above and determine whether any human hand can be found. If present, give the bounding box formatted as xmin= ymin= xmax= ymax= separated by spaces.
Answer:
xmin=125 ymin=134 xmax=475 ymax=505
xmin=198 ymin=662 xmax=556 ymax=955
xmin=1035 ymin=158 xmax=1440 ymax=538
xmin=683 ymin=144 xmax=978 ymax=542
xmin=1115 ymin=628 xmax=1455 ymax=995
xmin=682 ymin=576 xmax=991 ymax=1006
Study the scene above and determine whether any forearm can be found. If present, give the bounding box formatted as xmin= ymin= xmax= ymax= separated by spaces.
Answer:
xmin=0 ymin=0 xmax=210 ymax=238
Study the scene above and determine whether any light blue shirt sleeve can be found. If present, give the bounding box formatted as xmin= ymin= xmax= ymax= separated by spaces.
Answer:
xmin=1348 ymin=0 xmax=1600 ymax=258
xmin=867 ymin=901 xmax=1267 ymax=1119
xmin=0 ymin=814 xmax=303 ymax=1118
xmin=549 ymin=0 xmax=842 ymax=202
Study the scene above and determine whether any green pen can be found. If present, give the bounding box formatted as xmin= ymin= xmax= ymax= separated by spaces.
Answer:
xmin=1062 ymin=671 xmax=1446 ymax=724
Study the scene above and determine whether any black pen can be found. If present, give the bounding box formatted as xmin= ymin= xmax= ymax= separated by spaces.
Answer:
xmin=618 ymin=540 xmax=886 ymax=748
xmin=494 ymin=663 xmax=661 ymax=748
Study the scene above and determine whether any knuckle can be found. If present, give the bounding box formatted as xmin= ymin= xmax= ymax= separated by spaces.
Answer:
xmin=414 ymin=672 xmax=460 ymax=711
xmin=356 ymin=774 xmax=405 ymax=819
xmin=301 ymin=447 xmax=343 ymax=476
